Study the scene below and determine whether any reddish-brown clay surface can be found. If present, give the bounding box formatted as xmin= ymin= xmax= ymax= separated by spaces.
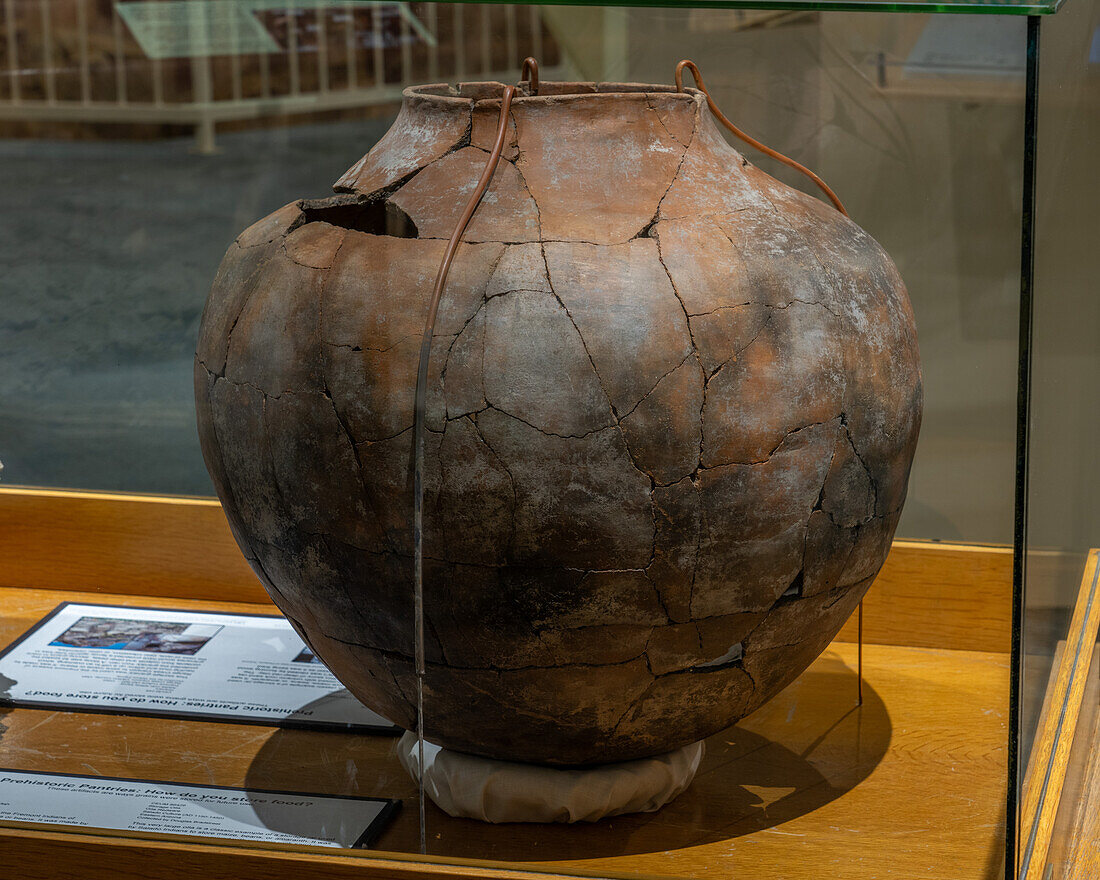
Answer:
xmin=195 ymin=80 xmax=922 ymax=766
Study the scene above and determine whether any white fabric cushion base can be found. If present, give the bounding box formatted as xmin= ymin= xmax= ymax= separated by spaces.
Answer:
xmin=397 ymin=731 xmax=704 ymax=823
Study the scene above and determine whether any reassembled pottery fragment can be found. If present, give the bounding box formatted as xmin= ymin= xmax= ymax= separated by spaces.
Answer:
xmin=196 ymin=79 xmax=922 ymax=765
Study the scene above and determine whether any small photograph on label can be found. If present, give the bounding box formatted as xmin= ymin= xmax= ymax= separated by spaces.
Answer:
xmin=292 ymin=646 xmax=323 ymax=665
xmin=49 ymin=616 xmax=222 ymax=656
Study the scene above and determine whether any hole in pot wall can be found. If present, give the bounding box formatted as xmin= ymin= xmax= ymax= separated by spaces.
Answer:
xmin=779 ymin=570 xmax=804 ymax=603
xmin=694 ymin=641 xmax=743 ymax=671
xmin=298 ymin=195 xmax=419 ymax=238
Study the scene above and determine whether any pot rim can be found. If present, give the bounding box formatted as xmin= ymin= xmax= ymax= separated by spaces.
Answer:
xmin=404 ymin=80 xmax=706 ymax=108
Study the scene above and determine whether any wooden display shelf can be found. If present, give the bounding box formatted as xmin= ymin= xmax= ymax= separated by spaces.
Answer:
xmin=0 ymin=489 xmax=1015 ymax=879
xmin=0 ymin=595 xmax=1009 ymax=879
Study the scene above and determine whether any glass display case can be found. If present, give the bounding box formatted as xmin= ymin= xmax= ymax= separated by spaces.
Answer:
xmin=0 ymin=0 xmax=1097 ymax=878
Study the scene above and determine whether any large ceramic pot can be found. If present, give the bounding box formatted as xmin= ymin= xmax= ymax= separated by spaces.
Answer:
xmin=195 ymin=79 xmax=922 ymax=766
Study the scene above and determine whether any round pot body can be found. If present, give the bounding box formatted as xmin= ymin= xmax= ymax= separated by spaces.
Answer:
xmin=195 ymin=80 xmax=922 ymax=766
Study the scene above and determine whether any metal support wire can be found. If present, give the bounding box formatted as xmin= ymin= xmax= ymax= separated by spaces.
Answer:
xmin=412 ymin=81 xmax=516 ymax=855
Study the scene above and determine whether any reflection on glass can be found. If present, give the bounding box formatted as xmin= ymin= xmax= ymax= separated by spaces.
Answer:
xmin=0 ymin=5 xmax=1023 ymax=549
xmin=0 ymin=3 xmax=1074 ymax=879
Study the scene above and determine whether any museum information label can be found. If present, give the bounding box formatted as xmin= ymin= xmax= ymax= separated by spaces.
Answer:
xmin=0 ymin=769 xmax=396 ymax=848
xmin=0 ymin=602 xmax=396 ymax=731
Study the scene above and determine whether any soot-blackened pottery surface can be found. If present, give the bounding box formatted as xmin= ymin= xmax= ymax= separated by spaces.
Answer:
xmin=195 ymin=80 xmax=922 ymax=765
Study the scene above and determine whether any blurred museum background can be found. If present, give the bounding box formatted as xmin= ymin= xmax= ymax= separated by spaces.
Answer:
xmin=0 ymin=0 xmax=1096 ymax=566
